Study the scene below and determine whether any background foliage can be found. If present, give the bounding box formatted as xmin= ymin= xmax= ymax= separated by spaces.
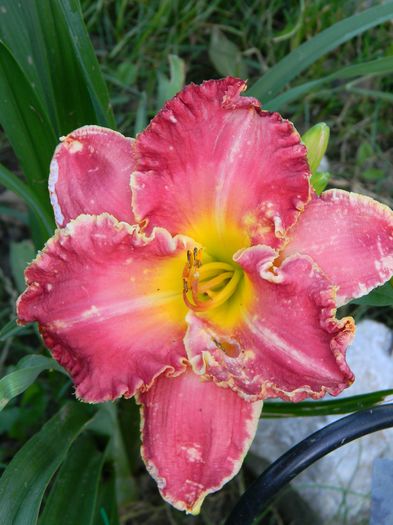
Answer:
xmin=0 ymin=1 xmax=393 ymax=524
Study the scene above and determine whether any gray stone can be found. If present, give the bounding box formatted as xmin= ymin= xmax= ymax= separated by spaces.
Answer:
xmin=370 ymin=459 xmax=393 ymax=525
xmin=251 ymin=320 xmax=393 ymax=524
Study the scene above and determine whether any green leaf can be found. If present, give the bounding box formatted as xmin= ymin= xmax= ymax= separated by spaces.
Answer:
xmin=356 ymin=141 xmax=374 ymax=166
xmin=209 ymin=26 xmax=248 ymax=78
xmin=94 ymin=466 xmax=120 ymax=525
xmin=351 ymin=280 xmax=393 ymax=306
xmin=0 ymin=402 xmax=94 ymax=525
xmin=9 ymin=240 xmax=35 ymax=293
xmin=40 ymin=434 xmax=108 ymax=525
xmin=0 ymin=318 xmax=29 ymax=341
xmin=249 ymin=3 xmax=393 ymax=102
xmin=0 ymin=163 xmax=54 ymax=239
xmin=57 ymin=0 xmax=116 ymax=129
xmin=157 ymin=54 xmax=186 ymax=110
xmin=263 ymin=389 xmax=393 ymax=418
xmin=88 ymin=402 xmax=138 ymax=506
xmin=310 ymin=171 xmax=330 ymax=195
xmin=114 ymin=61 xmax=137 ymax=86
xmin=0 ymin=354 xmax=66 ymax=411
xmin=0 ymin=0 xmax=115 ymax=134
xmin=0 ymin=40 xmax=57 ymax=206
xmin=362 ymin=167 xmax=385 ymax=181
xmin=265 ymin=55 xmax=393 ymax=111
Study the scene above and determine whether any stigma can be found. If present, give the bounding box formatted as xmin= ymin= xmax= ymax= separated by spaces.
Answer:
xmin=182 ymin=248 xmax=242 ymax=312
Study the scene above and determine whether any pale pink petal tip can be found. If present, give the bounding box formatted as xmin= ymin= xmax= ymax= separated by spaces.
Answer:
xmin=138 ymin=368 xmax=262 ymax=514
xmin=17 ymin=214 xmax=189 ymax=402
xmin=49 ymin=125 xmax=135 ymax=227
xmin=186 ymin=247 xmax=355 ymax=402
xmin=284 ymin=189 xmax=393 ymax=305
xmin=132 ymin=77 xmax=310 ymax=249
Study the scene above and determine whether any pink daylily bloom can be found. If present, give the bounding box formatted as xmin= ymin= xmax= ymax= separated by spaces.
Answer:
xmin=17 ymin=77 xmax=393 ymax=513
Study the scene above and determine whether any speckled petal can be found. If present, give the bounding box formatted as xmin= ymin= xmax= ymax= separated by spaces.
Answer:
xmin=132 ymin=77 xmax=310 ymax=253
xmin=283 ymin=189 xmax=393 ymax=306
xmin=49 ymin=126 xmax=135 ymax=226
xmin=17 ymin=214 xmax=191 ymax=402
xmin=138 ymin=367 xmax=262 ymax=514
xmin=185 ymin=246 xmax=355 ymax=402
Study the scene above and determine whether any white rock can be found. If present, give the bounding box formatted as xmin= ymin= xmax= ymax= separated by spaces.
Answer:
xmin=251 ymin=320 xmax=393 ymax=524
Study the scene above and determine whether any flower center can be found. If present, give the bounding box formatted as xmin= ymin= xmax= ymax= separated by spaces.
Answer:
xmin=182 ymin=248 xmax=242 ymax=312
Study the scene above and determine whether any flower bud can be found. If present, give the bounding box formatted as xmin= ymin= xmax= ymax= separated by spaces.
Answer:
xmin=302 ymin=123 xmax=330 ymax=174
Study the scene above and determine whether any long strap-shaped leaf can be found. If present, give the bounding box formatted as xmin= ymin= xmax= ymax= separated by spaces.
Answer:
xmin=248 ymin=2 xmax=393 ymax=101
xmin=58 ymin=0 xmax=116 ymax=129
xmin=0 ymin=402 xmax=94 ymax=525
xmin=0 ymin=0 xmax=115 ymax=135
xmin=263 ymin=389 xmax=393 ymax=418
xmin=40 ymin=434 xmax=109 ymax=525
xmin=0 ymin=355 xmax=66 ymax=412
xmin=0 ymin=41 xmax=57 ymax=206
xmin=265 ymin=55 xmax=393 ymax=111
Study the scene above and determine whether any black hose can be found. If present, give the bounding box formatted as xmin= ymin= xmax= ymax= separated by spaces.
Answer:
xmin=225 ymin=403 xmax=393 ymax=525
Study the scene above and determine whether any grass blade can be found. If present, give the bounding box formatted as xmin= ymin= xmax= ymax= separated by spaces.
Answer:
xmin=0 ymin=402 xmax=94 ymax=525
xmin=0 ymin=355 xmax=66 ymax=411
xmin=265 ymin=55 xmax=393 ymax=111
xmin=248 ymin=2 xmax=393 ymax=102
xmin=0 ymin=318 xmax=29 ymax=341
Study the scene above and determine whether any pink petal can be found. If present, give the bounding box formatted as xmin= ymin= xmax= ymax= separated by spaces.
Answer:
xmin=138 ymin=367 xmax=262 ymax=514
xmin=283 ymin=189 xmax=393 ymax=305
xmin=132 ymin=77 xmax=310 ymax=252
xmin=17 ymin=214 xmax=190 ymax=402
xmin=185 ymin=246 xmax=355 ymax=402
xmin=49 ymin=126 xmax=135 ymax=227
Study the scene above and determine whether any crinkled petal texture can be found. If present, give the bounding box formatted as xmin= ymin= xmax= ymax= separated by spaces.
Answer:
xmin=283 ymin=189 xmax=393 ymax=306
xmin=132 ymin=77 xmax=310 ymax=256
xmin=138 ymin=367 xmax=262 ymax=514
xmin=17 ymin=214 xmax=190 ymax=402
xmin=186 ymin=246 xmax=355 ymax=401
xmin=49 ymin=126 xmax=135 ymax=227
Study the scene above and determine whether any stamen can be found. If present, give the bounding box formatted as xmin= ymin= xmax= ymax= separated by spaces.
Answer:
xmin=198 ymin=272 xmax=233 ymax=293
xmin=208 ymin=270 xmax=242 ymax=309
xmin=198 ymin=262 xmax=234 ymax=276
xmin=182 ymin=249 xmax=242 ymax=312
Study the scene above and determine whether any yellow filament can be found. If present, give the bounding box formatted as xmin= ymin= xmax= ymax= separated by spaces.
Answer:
xmin=198 ymin=262 xmax=234 ymax=276
xmin=206 ymin=270 xmax=242 ymax=309
xmin=198 ymin=272 xmax=233 ymax=293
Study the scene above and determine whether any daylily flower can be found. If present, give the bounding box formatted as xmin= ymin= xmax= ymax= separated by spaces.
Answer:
xmin=17 ymin=77 xmax=393 ymax=514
